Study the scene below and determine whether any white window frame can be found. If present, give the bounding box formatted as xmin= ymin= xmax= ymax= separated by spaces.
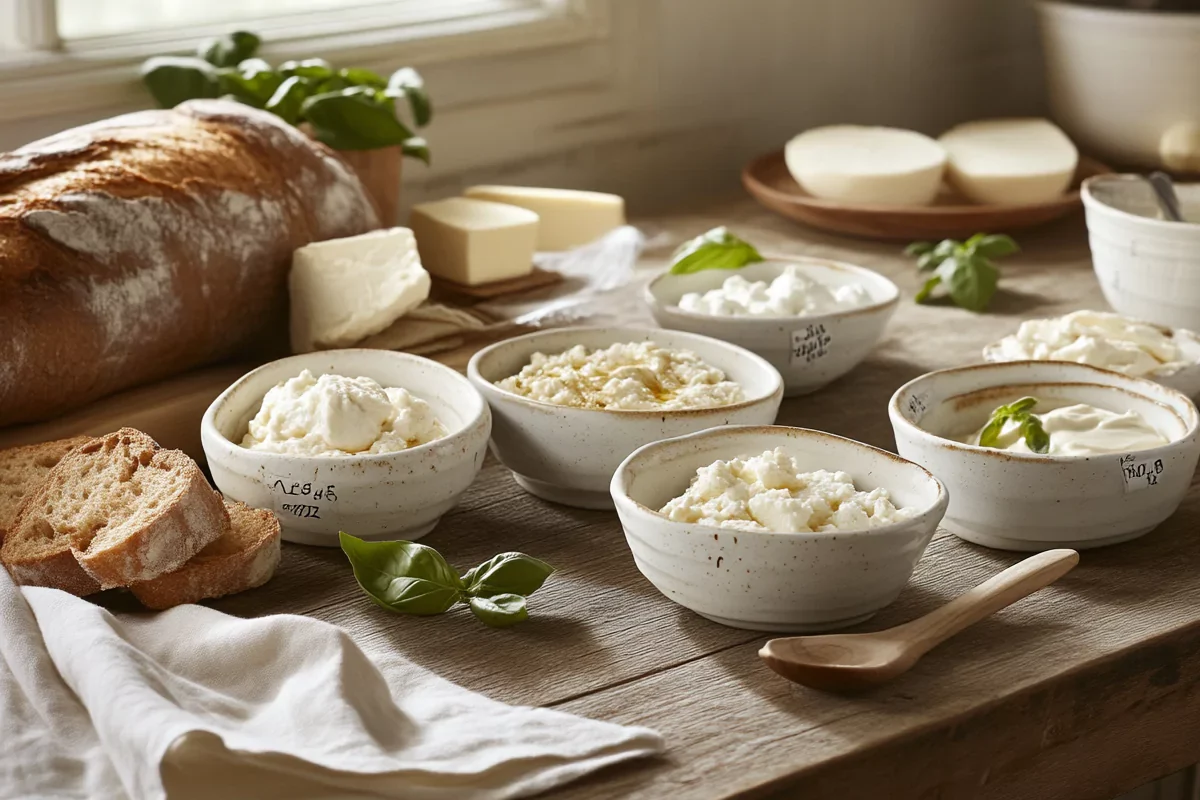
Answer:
xmin=0 ymin=0 xmax=612 ymax=124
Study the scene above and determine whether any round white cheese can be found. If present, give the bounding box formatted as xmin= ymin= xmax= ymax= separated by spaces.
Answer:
xmin=938 ymin=118 xmax=1078 ymax=205
xmin=783 ymin=125 xmax=947 ymax=207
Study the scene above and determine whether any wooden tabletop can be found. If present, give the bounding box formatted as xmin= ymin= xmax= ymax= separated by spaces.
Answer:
xmin=204 ymin=200 xmax=1200 ymax=799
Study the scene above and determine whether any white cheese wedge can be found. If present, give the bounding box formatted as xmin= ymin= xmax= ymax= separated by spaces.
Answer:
xmin=409 ymin=197 xmax=538 ymax=286
xmin=462 ymin=185 xmax=625 ymax=251
xmin=938 ymin=118 xmax=1078 ymax=205
xmin=289 ymin=227 xmax=430 ymax=354
xmin=783 ymin=126 xmax=947 ymax=207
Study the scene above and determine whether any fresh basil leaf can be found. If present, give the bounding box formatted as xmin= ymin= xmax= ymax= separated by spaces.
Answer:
xmin=944 ymin=257 xmax=999 ymax=313
xmin=140 ymin=56 xmax=221 ymax=107
xmin=218 ymin=63 xmax=283 ymax=108
xmin=338 ymin=67 xmax=387 ymax=88
xmin=339 ymin=532 xmax=463 ymax=615
xmin=280 ymin=58 xmax=334 ymax=80
xmin=1023 ymin=415 xmax=1051 ymax=454
xmin=464 ymin=553 xmax=554 ymax=598
xmin=468 ymin=594 xmax=530 ymax=628
xmin=974 ymin=234 xmax=1020 ymax=260
xmin=914 ymin=275 xmax=941 ymax=304
xmin=385 ymin=67 xmax=432 ymax=127
xmin=302 ymin=88 xmax=414 ymax=150
xmin=904 ymin=241 xmax=934 ymax=257
xmin=669 ymin=227 xmax=764 ymax=275
xmin=1007 ymin=396 xmax=1038 ymax=415
xmin=198 ymin=31 xmax=261 ymax=68
xmin=977 ymin=414 xmax=1009 ymax=449
xmin=266 ymin=76 xmax=309 ymax=124
xmin=401 ymin=136 xmax=431 ymax=165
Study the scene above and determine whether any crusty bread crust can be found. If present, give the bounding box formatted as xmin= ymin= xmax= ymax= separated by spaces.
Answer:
xmin=0 ymin=435 xmax=91 ymax=543
xmin=130 ymin=501 xmax=281 ymax=610
xmin=0 ymin=100 xmax=380 ymax=427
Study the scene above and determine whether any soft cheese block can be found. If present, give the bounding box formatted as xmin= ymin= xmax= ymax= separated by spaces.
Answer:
xmin=289 ymin=227 xmax=430 ymax=354
xmin=409 ymin=197 xmax=538 ymax=286
xmin=783 ymin=126 xmax=947 ymax=207
xmin=463 ymin=185 xmax=625 ymax=251
xmin=938 ymin=119 xmax=1078 ymax=205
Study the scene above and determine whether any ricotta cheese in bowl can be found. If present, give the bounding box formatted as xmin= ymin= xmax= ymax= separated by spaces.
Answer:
xmin=242 ymin=370 xmax=447 ymax=456
xmin=611 ymin=425 xmax=947 ymax=632
xmin=890 ymin=361 xmax=1200 ymax=551
xmin=658 ymin=448 xmax=917 ymax=533
xmin=646 ymin=258 xmax=899 ymax=396
xmin=494 ymin=341 xmax=744 ymax=411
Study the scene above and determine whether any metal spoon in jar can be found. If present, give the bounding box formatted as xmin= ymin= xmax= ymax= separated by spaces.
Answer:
xmin=1147 ymin=171 xmax=1185 ymax=222
xmin=758 ymin=549 xmax=1079 ymax=693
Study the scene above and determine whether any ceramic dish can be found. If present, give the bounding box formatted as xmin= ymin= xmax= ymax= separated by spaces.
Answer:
xmin=202 ymin=349 xmax=491 ymax=546
xmin=890 ymin=361 xmax=1200 ymax=552
xmin=742 ymin=149 xmax=1110 ymax=241
xmin=610 ymin=425 xmax=948 ymax=633
xmin=1083 ymin=175 xmax=1200 ymax=331
xmin=467 ymin=326 xmax=784 ymax=509
xmin=645 ymin=258 xmax=899 ymax=396
xmin=982 ymin=316 xmax=1200 ymax=399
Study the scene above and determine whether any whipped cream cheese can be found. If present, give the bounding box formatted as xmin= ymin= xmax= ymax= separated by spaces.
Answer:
xmin=962 ymin=402 xmax=1168 ymax=456
xmin=242 ymin=369 xmax=447 ymax=456
xmin=677 ymin=265 xmax=872 ymax=317
xmin=658 ymin=447 xmax=917 ymax=533
xmin=990 ymin=311 xmax=1193 ymax=377
xmin=495 ymin=341 xmax=745 ymax=411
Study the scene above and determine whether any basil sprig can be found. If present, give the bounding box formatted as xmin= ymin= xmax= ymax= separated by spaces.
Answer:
xmin=669 ymin=227 xmax=765 ymax=275
xmin=978 ymin=396 xmax=1051 ymax=454
xmin=906 ymin=233 xmax=1019 ymax=312
xmin=141 ymin=31 xmax=432 ymax=160
xmin=339 ymin=533 xmax=554 ymax=627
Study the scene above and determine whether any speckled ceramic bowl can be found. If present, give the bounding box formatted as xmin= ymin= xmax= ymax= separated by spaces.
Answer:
xmin=468 ymin=326 xmax=784 ymax=509
xmin=890 ymin=361 xmax=1200 ymax=551
xmin=202 ymin=349 xmax=491 ymax=546
xmin=610 ymin=425 xmax=948 ymax=632
xmin=644 ymin=258 xmax=899 ymax=396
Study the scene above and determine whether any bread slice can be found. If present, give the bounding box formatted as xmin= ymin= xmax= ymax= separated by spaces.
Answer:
xmin=130 ymin=500 xmax=281 ymax=610
xmin=1 ymin=428 xmax=227 ymax=591
xmin=0 ymin=435 xmax=92 ymax=543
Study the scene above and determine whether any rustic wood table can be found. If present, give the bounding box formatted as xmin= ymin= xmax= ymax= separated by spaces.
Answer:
xmin=187 ymin=200 xmax=1200 ymax=799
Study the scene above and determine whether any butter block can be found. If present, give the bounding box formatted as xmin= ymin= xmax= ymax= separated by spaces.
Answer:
xmin=289 ymin=227 xmax=430 ymax=354
xmin=409 ymin=197 xmax=538 ymax=286
xmin=462 ymin=185 xmax=625 ymax=251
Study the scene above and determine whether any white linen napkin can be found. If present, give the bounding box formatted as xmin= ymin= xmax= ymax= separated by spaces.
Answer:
xmin=0 ymin=568 xmax=663 ymax=800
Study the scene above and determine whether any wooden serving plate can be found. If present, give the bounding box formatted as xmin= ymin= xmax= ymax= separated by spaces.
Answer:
xmin=741 ymin=150 xmax=1111 ymax=241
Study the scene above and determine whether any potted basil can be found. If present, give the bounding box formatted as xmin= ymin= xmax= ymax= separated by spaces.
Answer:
xmin=141 ymin=31 xmax=431 ymax=223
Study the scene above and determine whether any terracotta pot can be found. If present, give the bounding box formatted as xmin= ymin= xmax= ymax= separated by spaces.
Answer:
xmin=337 ymin=145 xmax=403 ymax=226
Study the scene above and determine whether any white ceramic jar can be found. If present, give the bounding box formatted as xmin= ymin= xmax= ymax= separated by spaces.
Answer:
xmin=890 ymin=361 xmax=1200 ymax=551
xmin=610 ymin=425 xmax=948 ymax=633
xmin=202 ymin=349 xmax=491 ymax=546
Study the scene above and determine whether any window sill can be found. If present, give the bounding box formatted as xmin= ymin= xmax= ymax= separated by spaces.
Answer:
xmin=0 ymin=0 xmax=611 ymax=123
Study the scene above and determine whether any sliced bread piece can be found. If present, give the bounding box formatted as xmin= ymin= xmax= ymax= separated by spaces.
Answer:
xmin=130 ymin=500 xmax=281 ymax=610
xmin=0 ymin=436 xmax=92 ymax=543
xmin=1 ymin=428 xmax=228 ymax=592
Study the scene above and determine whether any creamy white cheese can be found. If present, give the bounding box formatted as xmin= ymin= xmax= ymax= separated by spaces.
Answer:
xmin=677 ymin=265 xmax=872 ymax=317
xmin=242 ymin=369 xmax=447 ymax=456
xmin=658 ymin=447 xmax=917 ymax=533
xmin=962 ymin=402 xmax=1168 ymax=456
xmin=990 ymin=311 xmax=1193 ymax=378
xmin=495 ymin=341 xmax=744 ymax=411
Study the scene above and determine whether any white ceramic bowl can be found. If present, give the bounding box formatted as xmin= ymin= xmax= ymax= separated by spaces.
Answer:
xmin=1037 ymin=1 xmax=1200 ymax=168
xmin=890 ymin=361 xmax=1200 ymax=552
xmin=644 ymin=258 xmax=899 ymax=396
xmin=610 ymin=425 xmax=948 ymax=633
xmin=467 ymin=326 xmax=784 ymax=509
xmin=982 ymin=314 xmax=1200 ymax=399
xmin=1083 ymin=175 xmax=1200 ymax=332
xmin=202 ymin=349 xmax=491 ymax=546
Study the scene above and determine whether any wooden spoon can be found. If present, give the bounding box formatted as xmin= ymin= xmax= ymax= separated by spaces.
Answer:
xmin=759 ymin=548 xmax=1079 ymax=693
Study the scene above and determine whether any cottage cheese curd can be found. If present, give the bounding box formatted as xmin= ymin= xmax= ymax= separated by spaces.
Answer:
xmin=962 ymin=402 xmax=1168 ymax=456
xmin=677 ymin=265 xmax=872 ymax=317
xmin=495 ymin=341 xmax=745 ymax=411
xmin=658 ymin=447 xmax=917 ymax=532
xmin=242 ymin=369 xmax=447 ymax=456
xmin=989 ymin=310 xmax=1194 ymax=378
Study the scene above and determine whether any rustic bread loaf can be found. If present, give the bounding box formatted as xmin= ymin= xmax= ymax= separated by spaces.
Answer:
xmin=1 ymin=428 xmax=227 ymax=591
xmin=0 ymin=435 xmax=91 ymax=542
xmin=130 ymin=500 xmax=281 ymax=610
xmin=0 ymin=100 xmax=380 ymax=427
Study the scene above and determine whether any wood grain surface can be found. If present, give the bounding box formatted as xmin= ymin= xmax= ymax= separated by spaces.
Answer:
xmin=98 ymin=200 xmax=1200 ymax=799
